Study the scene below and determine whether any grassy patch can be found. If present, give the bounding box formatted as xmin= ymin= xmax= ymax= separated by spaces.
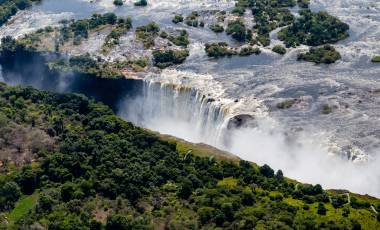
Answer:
xmin=371 ymin=56 xmax=380 ymax=63
xmin=7 ymin=192 xmax=39 ymax=224
xmin=160 ymin=134 xmax=239 ymax=162
xmin=217 ymin=177 xmax=238 ymax=189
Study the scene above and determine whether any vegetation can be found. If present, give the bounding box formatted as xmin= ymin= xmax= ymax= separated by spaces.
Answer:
xmin=226 ymin=20 xmax=247 ymax=42
xmin=136 ymin=22 xmax=160 ymax=49
xmin=152 ymin=49 xmax=189 ymax=68
xmin=0 ymin=83 xmax=378 ymax=229
xmin=205 ymin=42 xmax=237 ymax=58
xmin=298 ymin=45 xmax=341 ymax=64
xmin=167 ymin=30 xmax=189 ymax=48
xmin=277 ymin=99 xmax=296 ymax=109
xmin=113 ymin=0 xmax=123 ymax=6
xmin=205 ymin=43 xmax=261 ymax=58
xmin=239 ymin=46 xmax=261 ymax=56
xmin=231 ymin=6 xmax=245 ymax=16
xmin=235 ymin=0 xmax=295 ymax=46
xmin=209 ymin=24 xmax=224 ymax=33
xmin=58 ymin=13 xmax=119 ymax=46
xmin=371 ymin=56 xmax=380 ymax=63
xmin=321 ymin=104 xmax=333 ymax=114
xmin=185 ymin=11 xmax=200 ymax=27
xmin=0 ymin=0 xmax=40 ymax=27
xmin=172 ymin=14 xmax=183 ymax=24
xmin=134 ymin=0 xmax=147 ymax=6
xmin=101 ymin=17 xmax=132 ymax=53
xmin=278 ymin=10 xmax=349 ymax=47
xmin=52 ymin=54 xmax=123 ymax=78
xmin=272 ymin=45 xmax=287 ymax=55
xmin=297 ymin=0 xmax=310 ymax=8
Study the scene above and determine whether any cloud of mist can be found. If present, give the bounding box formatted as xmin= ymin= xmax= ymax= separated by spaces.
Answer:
xmin=228 ymin=118 xmax=380 ymax=197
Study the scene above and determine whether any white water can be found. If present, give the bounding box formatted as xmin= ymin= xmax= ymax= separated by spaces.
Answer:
xmin=120 ymin=81 xmax=229 ymax=146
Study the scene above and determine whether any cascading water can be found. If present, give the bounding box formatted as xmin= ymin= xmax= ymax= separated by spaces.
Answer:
xmin=119 ymin=80 xmax=231 ymax=147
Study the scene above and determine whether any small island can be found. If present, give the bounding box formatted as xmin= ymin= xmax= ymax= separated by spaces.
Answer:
xmin=298 ymin=45 xmax=341 ymax=64
xmin=371 ymin=56 xmax=380 ymax=63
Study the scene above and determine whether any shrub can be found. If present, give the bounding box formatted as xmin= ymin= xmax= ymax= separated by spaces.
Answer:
xmin=134 ymin=0 xmax=147 ymax=6
xmin=277 ymin=99 xmax=295 ymax=109
xmin=232 ymin=6 xmax=245 ymax=16
xmin=298 ymin=45 xmax=341 ymax=64
xmin=209 ymin=24 xmax=224 ymax=33
xmin=371 ymin=56 xmax=380 ymax=63
xmin=297 ymin=0 xmax=310 ymax=8
xmin=239 ymin=46 xmax=261 ymax=56
xmin=317 ymin=203 xmax=327 ymax=215
xmin=172 ymin=14 xmax=184 ymax=24
xmin=272 ymin=45 xmax=286 ymax=55
xmin=205 ymin=42 xmax=237 ymax=58
xmin=260 ymin=164 xmax=274 ymax=178
xmin=167 ymin=30 xmax=189 ymax=47
xmin=185 ymin=11 xmax=199 ymax=27
xmin=152 ymin=49 xmax=189 ymax=68
xmin=321 ymin=104 xmax=332 ymax=114
xmin=113 ymin=0 xmax=123 ymax=6
xmin=226 ymin=20 xmax=247 ymax=42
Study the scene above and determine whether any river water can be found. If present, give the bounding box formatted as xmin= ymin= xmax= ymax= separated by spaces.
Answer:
xmin=0 ymin=0 xmax=379 ymax=197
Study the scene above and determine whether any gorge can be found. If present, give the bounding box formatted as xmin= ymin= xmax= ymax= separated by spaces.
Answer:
xmin=1 ymin=0 xmax=380 ymax=228
xmin=1 ymin=48 xmax=380 ymax=198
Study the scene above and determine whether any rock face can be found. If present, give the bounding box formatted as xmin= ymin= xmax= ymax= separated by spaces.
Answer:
xmin=227 ymin=114 xmax=256 ymax=130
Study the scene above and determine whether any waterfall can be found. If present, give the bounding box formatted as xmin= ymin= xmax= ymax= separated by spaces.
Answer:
xmin=120 ymin=80 xmax=232 ymax=147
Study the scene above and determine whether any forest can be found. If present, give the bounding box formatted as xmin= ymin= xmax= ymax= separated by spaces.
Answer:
xmin=278 ymin=10 xmax=349 ymax=47
xmin=0 ymin=83 xmax=378 ymax=229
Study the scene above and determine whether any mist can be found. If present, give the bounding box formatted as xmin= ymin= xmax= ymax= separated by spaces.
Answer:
xmin=229 ymin=120 xmax=380 ymax=197
xmin=118 ymin=80 xmax=380 ymax=198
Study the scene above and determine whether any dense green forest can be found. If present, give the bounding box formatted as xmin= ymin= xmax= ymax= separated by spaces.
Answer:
xmin=278 ymin=10 xmax=349 ymax=47
xmin=0 ymin=83 xmax=379 ymax=229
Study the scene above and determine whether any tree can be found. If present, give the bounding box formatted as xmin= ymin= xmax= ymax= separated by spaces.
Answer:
xmin=17 ymin=166 xmax=38 ymax=194
xmin=104 ymin=13 xmax=117 ymax=25
xmin=317 ymin=203 xmax=327 ymax=215
xmin=134 ymin=0 xmax=147 ymax=6
xmin=152 ymin=49 xmax=189 ymax=68
xmin=61 ymin=182 xmax=76 ymax=202
xmin=0 ymin=182 xmax=21 ymax=211
xmin=113 ymin=0 xmax=123 ymax=6
xmin=221 ymin=203 xmax=234 ymax=221
xmin=272 ymin=45 xmax=286 ymax=55
xmin=275 ymin=170 xmax=284 ymax=180
xmin=106 ymin=214 xmax=129 ymax=230
xmin=197 ymin=207 xmax=215 ymax=225
xmin=226 ymin=20 xmax=247 ymax=41
xmin=260 ymin=164 xmax=274 ymax=178
xmin=177 ymin=178 xmax=193 ymax=199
